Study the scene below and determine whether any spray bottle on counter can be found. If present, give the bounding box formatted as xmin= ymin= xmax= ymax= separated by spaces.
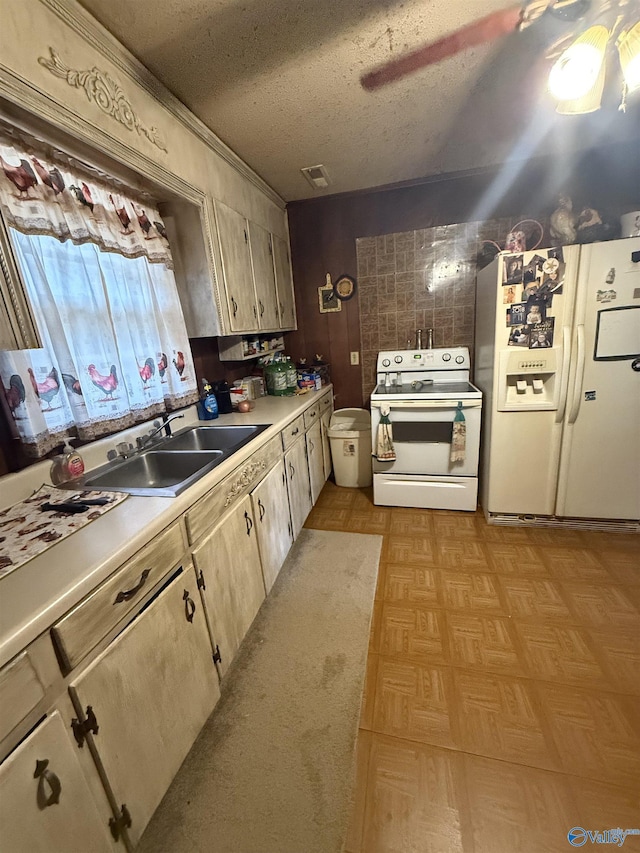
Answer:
xmin=50 ymin=439 xmax=85 ymax=485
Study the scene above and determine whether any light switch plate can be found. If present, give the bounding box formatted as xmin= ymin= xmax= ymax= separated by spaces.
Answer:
xmin=350 ymin=351 xmax=360 ymax=365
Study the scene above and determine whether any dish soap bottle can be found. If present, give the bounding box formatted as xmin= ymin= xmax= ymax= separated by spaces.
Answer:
xmin=198 ymin=378 xmax=219 ymax=420
xmin=50 ymin=439 xmax=85 ymax=485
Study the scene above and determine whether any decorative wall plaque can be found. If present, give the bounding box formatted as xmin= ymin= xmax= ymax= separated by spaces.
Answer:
xmin=38 ymin=47 xmax=168 ymax=153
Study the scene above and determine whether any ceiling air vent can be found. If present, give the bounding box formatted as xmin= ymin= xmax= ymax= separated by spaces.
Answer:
xmin=301 ymin=164 xmax=330 ymax=189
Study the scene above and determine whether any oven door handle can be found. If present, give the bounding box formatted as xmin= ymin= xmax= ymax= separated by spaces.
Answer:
xmin=371 ymin=400 xmax=482 ymax=410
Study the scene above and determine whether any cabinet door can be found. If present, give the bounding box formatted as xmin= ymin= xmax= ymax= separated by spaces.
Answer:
xmin=70 ymin=567 xmax=220 ymax=847
xmin=0 ymin=711 xmax=115 ymax=852
xmin=321 ymin=410 xmax=332 ymax=481
xmin=285 ymin=438 xmax=312 ymax=539
xmin=192 ymin=495 xmax=265 ymax=677
xmin=251 ymin=459 xmax=293 ymax=593
xmin=306 ymin=421 xmax=325 ymax=505
xmin=248 ymin=222 xmax=280 ymax=331
xmin=272 ymin=234 xmax=297 ymax=330
xmin=215 ymin=200 xmax=257 ymax=332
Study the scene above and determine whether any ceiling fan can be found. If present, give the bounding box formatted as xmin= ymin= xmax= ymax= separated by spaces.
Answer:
xmin=360 ymin=0 xmax=640 ymax=113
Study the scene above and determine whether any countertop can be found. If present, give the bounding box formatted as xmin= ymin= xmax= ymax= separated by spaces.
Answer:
xmin=0 ymin=389 xmax=333 ymax=669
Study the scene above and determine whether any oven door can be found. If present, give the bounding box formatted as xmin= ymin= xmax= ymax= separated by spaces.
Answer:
xmin=370 ymin=399 xmax=482 ymax=477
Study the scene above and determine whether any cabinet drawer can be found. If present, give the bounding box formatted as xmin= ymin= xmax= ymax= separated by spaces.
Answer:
xmin=186 ymin=436 xmax=282 ymax=544
xmin=0 ymin=652 xmax=45 ymax=743
xmin=303 ymin=403 xmax=320 ymax=430
xmin=52 ymin=521 xmax=187 ymax=672
xmin=319 ymin=391 xmax=333 ymax=414
xmin=280 ymin=415 xmax=305 ymax=452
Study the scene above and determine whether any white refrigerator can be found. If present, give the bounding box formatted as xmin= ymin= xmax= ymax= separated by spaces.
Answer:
xmin=475 ymin=237 xmax=640 ymax=527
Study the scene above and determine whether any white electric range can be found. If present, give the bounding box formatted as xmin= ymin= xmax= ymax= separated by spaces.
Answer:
xmin=370 ymin=347 xmax=482 ymax=511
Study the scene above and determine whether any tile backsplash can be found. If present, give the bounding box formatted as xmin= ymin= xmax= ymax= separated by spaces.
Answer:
xmin=357 ymin=217 xmax=543 ymax=400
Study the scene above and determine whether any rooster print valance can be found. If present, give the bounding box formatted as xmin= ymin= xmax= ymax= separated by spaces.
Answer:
xmin=0 ymin=131 xmax=198 ymax=457
xmin=0 ymin=132 xmax=172 ymax=267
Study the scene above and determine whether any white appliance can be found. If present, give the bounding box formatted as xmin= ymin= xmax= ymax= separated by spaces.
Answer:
xmin=475 ymin=237 xmax=640 ymax=529
xmin=370 ymin=347 xmax=482 ymax=511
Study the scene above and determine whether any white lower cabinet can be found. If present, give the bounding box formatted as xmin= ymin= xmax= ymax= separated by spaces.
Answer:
xmin=321 ymin=410 xmax=332 ymax=481
xmin=0 ymin=710 xmax=116 ymax=852
xmin=306 ymin=421 xmax=325 ymax=505
xmin=192 ymin=494 xmax=265 ymax=677
xmin=285 ymin=438 xmax=312 ymax=539
xmin=69 ymin=567 xmax=220 ymax=848
xmin=251 ymin=459 xmax=293 ymax=593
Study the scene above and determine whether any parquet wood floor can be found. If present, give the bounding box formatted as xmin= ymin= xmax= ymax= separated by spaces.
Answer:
xmin=305 ymin=482 xmax=640 ymax=852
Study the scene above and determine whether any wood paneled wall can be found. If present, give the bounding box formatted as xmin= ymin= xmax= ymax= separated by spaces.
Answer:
xmin=286 ymin=141 xmax=640 ymax=409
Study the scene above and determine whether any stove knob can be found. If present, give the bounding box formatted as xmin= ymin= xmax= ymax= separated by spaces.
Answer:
xmin=382 ymin=358 xmax=391 ymax=367
xmin=394 ymin=355 xmax=403 ymax=363
xmin=455 ymin=355 xmax=465 ymax=364
xmin=442 ymin=353 xmax=451 ymax=362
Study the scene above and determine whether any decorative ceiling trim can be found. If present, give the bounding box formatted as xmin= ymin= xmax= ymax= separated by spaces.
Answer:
xmin=38 ymin=0 xmax=286 ymax=210
xmin=38 ymin=47 xmax=168 ymax=153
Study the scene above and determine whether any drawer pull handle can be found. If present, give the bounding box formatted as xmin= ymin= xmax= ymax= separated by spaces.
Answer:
xmin=231 ymin=296 xmax=238 ymax=317
xmin=291 ymin=427 xmax=299 ymax=436
xmin=34 ymin=759 xmax=61 ymax=808
xmin=114 ymin=569 xmax=151 ymax=604
xmin=258 ymin=498 xmax=266 ymax=521
xmin=244 ymin=511 xmax=254 ymax=536
xmin=183 ymin=590 xmax=196 ymax=623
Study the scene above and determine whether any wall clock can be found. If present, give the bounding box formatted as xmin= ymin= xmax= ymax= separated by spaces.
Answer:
xmin=334 ymin=274 xmax=357 ymax=301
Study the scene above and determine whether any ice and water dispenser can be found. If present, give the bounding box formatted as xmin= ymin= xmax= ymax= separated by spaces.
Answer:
xmin=497 ymin=349 xmax=560 ymax=411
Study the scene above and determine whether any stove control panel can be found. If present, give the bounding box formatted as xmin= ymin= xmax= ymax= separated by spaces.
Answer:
xmin=376 ymin=347 xmax=470 ymax=372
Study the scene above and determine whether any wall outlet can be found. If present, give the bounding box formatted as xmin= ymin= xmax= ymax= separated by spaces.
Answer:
xmin=350 ymin=351 xmax=360 ymax=365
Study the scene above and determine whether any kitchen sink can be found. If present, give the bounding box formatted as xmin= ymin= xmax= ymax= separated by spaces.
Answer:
xmin=83 ymin=450 xmax=224 ymax=497
xmin=77 ymin=423 xmax=271 ymax=497
xmin=164 ymin=424 xmax=269 ymax=452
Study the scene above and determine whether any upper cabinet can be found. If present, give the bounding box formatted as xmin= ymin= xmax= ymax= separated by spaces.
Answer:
xmin=272 ymin=235 xmax=297 ymax=330
xmin=213 ymin=200 xmax=297 ymax=336
xmin=215 ymin=201 xmax=258 ymax=333
xmin=248 ymin=221 xmax=280 ymax=331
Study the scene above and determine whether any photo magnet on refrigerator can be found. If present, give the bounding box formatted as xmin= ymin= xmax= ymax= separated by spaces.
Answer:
xmin=506 ymin=303 xmax=527 ymax=326
xmin=503 ymin=255 xmax=524 ymax=285
xmin=529 ymin=318 xmax=554 ymax=348
xmin=507 ymin=325 xmax=531 ymax=347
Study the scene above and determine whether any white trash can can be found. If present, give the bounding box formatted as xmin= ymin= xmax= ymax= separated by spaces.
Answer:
xmin=328 ymin=408 xmax=373 ymax=488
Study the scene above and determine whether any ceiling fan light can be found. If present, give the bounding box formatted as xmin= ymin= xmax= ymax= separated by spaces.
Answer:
xmin=548 ymin=25 xmax=609 ymax=101
xmin=618 ymin=21 xmax=640 ymax=93
xmin=555 ymin=58 xmax=606 ymax=113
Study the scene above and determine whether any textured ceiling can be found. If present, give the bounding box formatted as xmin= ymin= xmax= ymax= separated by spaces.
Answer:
xmin=79 ymin=0 xmax=639 ymax=201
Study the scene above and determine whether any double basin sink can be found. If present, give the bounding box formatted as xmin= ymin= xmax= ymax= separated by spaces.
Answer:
xmin=81 ymin=424 xmax=270 ymax=497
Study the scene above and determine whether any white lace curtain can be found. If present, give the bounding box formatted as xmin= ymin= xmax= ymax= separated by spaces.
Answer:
xmin=0 ymin=131 xmax=198 ymax=457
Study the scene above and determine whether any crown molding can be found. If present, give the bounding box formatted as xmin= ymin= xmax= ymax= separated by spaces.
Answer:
xmin=38 ymin=0 xmax=286 ymax=210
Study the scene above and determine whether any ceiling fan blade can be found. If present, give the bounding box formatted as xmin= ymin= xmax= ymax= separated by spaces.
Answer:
xmin=360 ymin=5 xmax=524 ymax=91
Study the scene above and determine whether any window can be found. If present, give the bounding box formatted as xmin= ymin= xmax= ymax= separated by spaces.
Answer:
xmin=0 ymin=129 xmax=197 ymax=457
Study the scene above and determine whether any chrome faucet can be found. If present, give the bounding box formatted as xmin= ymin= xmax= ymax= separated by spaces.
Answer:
xmin=136 ymin=413 xmax=185 ymax=451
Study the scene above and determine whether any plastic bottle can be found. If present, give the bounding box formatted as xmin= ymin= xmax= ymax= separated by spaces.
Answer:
xmin=50 ymin=439 xmax=85 ymax=485
xmin=197 ymin=378 xmax=219 ymax=420
xmin=284 ymin=356 xmax=298 ymax=395
xmin=265 ymin=356 xmax=289 ymax=396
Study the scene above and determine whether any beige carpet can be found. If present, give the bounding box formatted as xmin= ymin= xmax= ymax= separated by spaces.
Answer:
xmin=138 ymin=528 xmax=382 ymax=853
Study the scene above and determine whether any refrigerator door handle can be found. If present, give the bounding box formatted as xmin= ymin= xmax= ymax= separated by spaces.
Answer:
xmin=567 ymin=324 xmax=586 ymax=425
xmin=555 ymin=325 xmax=572 ymax=423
